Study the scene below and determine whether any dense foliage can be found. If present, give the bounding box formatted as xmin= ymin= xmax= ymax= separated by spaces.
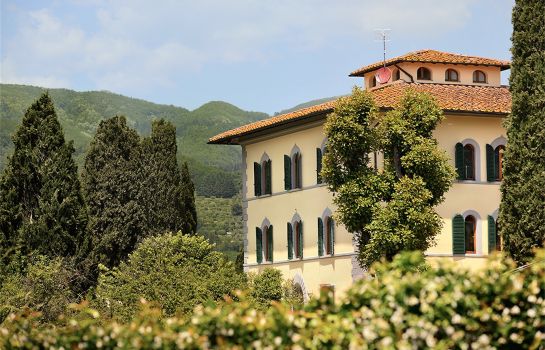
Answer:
xmin=93 ymin=233 xmax=245 ymax=322
xmin=323 ymin=88 xmax=455 ymax=268
xmin=196 ymin=196 xmax=243 ymax=260
xmin=0 ymin=93 xmax=87 ymax=271
xmin=499 ymin=0 xmax=545 ymax=264
xmin=247 ymin=268 xmax=284 ymax=310
xmin=0 ymin=255 xmax=76 ymax=324
xmin=82 ymin=116 xmax=148 ymax=271
xmin=142 ymin=120 xmax=197 ymax=235
xmin=3 ymin=251 xmax=544 ymax=349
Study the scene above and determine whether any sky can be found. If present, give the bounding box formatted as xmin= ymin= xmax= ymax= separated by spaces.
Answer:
xmin=1 ymin=0 xmax=514 ymax=114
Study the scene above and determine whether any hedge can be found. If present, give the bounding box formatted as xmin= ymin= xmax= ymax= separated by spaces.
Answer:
xmin=2 ymin=250 xmax=544 ymax=349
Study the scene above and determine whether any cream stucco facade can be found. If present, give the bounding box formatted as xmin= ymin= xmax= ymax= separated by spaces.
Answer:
xmin=211 ymin=50 xmax=511 ymax=300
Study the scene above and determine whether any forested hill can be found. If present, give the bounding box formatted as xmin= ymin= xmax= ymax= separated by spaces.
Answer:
xmin=0 ymin=84 xmax=268 ymax=197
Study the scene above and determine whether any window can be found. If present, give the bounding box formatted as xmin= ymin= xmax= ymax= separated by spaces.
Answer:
xmin=453 ymin=213 xmax=480 ymax=255
xmin=486 ymin=144 xmax=505 ymax=181
xmin=318 ymin=214 xmax=334 ymax=256
xmin=455 ymin=142 xmax=477 ymax=181
xmin=393 ymin=69 xmax=401 ymax=81
xmin=254 ymin=156 xmax=271 ymax=196
xmin=288 ymin=216 xmax=303 ymax=259
xmin=316 ymin=143 xmax=327 ymax=184
xmin=370 ymin=76 xmax=377 ymax=88
xmin=445 ymin=69 xmax=459 ymax=82
xmin=473 ymin=70 xmax=487 ymax=83
xmin=256 ymin=222 xmax=273 ymax=263
xmin=284 ymin=148 xmax=302 ymax=190
xmin=464 ymin=215 xmax=476 ymax=253
xmin=417 ymin=67 xmax=431 ymax=80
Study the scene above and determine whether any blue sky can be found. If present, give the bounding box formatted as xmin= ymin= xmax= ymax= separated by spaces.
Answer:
xmin=1 ymin=0 xmax=514 ymax=114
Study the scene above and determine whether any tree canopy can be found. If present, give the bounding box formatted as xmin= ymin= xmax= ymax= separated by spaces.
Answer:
xmin=323 ymin=87 xmax=455 ymax=268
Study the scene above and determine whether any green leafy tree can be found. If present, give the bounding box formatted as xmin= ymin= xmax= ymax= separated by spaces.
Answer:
xmin=81 ymin=116 xmax=147 ymax=271
xmin=248 ymin=267 xmax=283 ymax=310
xmin=0 ymin=93 xmax=87 ymax=268
xmin=93 ymin=233 xmax=244 ymax=322
xmin=180 ymin=161 xmax=197 ymax=234
xmin=323 ymin=87 xmax=455 ymax=268
xmin=142 ymin=120 xmax=196 ymax=235
xmin=499 ymin=0 xmax=545 ymax=264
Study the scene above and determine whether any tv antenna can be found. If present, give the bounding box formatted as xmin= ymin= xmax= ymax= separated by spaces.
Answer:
xmin=373 ymin=29 xmax=392 ymax=84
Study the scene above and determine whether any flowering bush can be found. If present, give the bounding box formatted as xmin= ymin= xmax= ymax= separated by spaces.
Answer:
xmin=2 ymin=251 xmax=544 ymax=349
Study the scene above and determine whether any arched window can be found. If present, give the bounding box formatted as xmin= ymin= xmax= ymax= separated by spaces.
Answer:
xmin=263 ymin=224 xmax=273 ymax=262
xmin=284 ymin=146 xmax=302 ymax=190
xmin=464 ymin=215 xmax=476 ymax=253
xmin=417 ymin=67 xmax=431 ymax=80
xmin=473 ymin=70 xmax=487 ymax=83
xmin=393 ymin=69 xmax=401 ymax=81
xmin=318 ymin=209 xmax=334 ymax=257
xmin=445 ymin=69 xmax=459 ymax=82
xmin=370 ymin=76 xmax=377 ymax=88
xmin=254 ymin=154 xmax=271 ymax=196
xmin=463 ymin=144 xmax=475 ymax=180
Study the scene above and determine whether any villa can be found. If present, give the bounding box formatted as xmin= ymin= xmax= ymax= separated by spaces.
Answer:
xmin=209 ymin=49 xmax=512 ymax=300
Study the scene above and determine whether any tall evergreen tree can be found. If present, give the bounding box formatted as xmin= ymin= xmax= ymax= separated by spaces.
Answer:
xmin=82 ymin=116 xmax=147 ymax=269
xmin=180 ymin=161 xmax=197 ymax=234
xmin=0 ymin=93 xmax=87 ymax=266
xmin=142 ymin=119 xmax=196 ymax=235
xmin=499 ymin=0 xmax=545 ymax=264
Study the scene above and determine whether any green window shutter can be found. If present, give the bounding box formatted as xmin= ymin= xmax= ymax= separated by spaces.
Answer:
xmin=317 ymin=217 xmax=324 ymax=256
xmin=267 ymin=225 xmax=273 ymax=262
xmin=284 ymin=155 xmax=292 ymax=190
xmin=316 ymin=148 xmax=323 ymax=184
xmin=254 ymin=162 xmax=262 ymax=196
xmin=488 ymin=215 xmax=497 ymax=254
xmin=256 ymin=227 xmax=263 ymax=263
xmin=455 ymin=143 xmax=465 ymax=180
xmin=295 ymin=153 xmax=302 ymax=188
xmin=287 ymin=222 xmax=293 ymax=260
xmin=452 ymin=214 xmax=465 ymax=254
xmin=486 ymin=144 xmax=495 ymax=182
xmin=330 ymin=219 xmax=335 ymax=256
xmin=297 ymin=221 xmax=303 ymax=259
xmin=265 ymin=160 xmax=272 ymax=194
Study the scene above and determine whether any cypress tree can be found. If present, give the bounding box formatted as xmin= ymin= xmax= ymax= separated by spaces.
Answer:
xmin=0 ymin=93 xmax=87 ymax=266
xmin=180 ymin=161 xmax=197 ymax=235
xmin=499 ymin=0 xmax=545 ymax=264
xmin=142 ymin=119 xmax=195 ymax=235
xmin=82 ymin=116 xmax=147 ymax=269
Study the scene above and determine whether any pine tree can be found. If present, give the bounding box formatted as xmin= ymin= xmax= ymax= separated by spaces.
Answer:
xmin=0 ymin=93 xmax=87 ymax=267
xmin=180 ymin=161 xmax=197 ymax=234
xmin=142 ymin=119 xmax=195 ymax=235
xmin=499 ymin=0 xmax=545 ymax=264
xmin=82 ymin=116 xmax=147 ymax=269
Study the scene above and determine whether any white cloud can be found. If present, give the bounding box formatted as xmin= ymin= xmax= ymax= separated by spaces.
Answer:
xmin=2 ymin=0 xmax=476 ymax=93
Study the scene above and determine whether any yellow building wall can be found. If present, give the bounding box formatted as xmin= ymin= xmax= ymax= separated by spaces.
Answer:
xmin=242 ymin=112 xmax=506 ymax=298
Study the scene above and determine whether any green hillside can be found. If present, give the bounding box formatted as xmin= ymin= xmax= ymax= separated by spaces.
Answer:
xmin=0 ymin=84 xmax=268 ymax=196
xmin=274 ymin=95 xmax=343 ymax=115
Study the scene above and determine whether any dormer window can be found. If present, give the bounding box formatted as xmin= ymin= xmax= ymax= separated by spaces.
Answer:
xmin=417 ymin=67 xmax=431 ymax=80
xmin=445 ymin=69 xmax=459 ymax=82
xmin=473 ymin=70 xmax=487 ymax=83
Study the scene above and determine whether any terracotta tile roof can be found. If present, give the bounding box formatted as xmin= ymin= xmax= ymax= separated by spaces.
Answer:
xmin=209 ymin=82 xmax=511 ymax=144
xmin=349 ymin=49 xmax=510 ymax=77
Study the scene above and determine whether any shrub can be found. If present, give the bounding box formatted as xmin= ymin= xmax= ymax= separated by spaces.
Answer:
xmin=92 ymin=232 xmax=245 ymax=322
xmin=2 ymin=250 xmax=544 ymax=349
xmin=248 ymin=267 xmax=284 ymax=310
xmin=0 ymin=255 xmax=76 ymax=324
